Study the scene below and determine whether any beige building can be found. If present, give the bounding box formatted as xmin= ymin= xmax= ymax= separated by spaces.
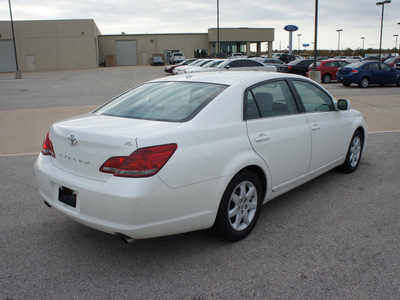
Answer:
xmin=0 ymin=19 xmax=274 ymax=72
xmin=0 ymin=19 xmax=101 ymax=72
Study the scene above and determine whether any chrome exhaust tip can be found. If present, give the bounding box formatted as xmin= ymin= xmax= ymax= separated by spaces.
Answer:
xmin=117 ymin=233 xmax=135 ymax=244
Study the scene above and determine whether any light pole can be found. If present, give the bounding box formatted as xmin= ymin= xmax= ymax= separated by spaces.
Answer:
xmin=376 ymin=1 xmax=391 ymax=61
xmin=217 ymin=0 xmax=220 ymax=54
xmin=336 ymin=29 xmax=343 ymax=53
xmin=395 ymin=34 xmax=399 ymax=53
xmin=398 ymin=22 xmax=400 ymax=55
xmin=361 ymin=37 xmax=365 ymax=50
xmin=8 ymin=0 xmax=21 ymax=79
xmin=297 ymin=34 xmax=302 ymax=51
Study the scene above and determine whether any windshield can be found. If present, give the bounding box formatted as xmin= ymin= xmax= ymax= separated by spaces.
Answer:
xmin=94 ymin=82 xmax=227 ymax=122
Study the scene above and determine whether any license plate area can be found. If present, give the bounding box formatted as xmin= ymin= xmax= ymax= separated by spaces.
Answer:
xmin=58 ymin=187 xmax=77 ymax=208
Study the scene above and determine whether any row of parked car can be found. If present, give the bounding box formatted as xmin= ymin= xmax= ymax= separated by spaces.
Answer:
xmin=163 ymin=56 xmax=400 ymax=88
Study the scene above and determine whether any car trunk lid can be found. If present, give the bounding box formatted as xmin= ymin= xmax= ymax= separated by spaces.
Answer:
xmin=48 ymin=114 xmax=180 ymax=181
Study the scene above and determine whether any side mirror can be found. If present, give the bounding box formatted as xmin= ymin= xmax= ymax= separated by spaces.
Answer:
xmin=225 ymin=65 xmax=231 ymax=69
xmin=337 ymin=99 xmax=351 ymax=111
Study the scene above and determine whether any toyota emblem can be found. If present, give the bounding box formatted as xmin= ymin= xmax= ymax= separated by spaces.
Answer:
xmin=68 ymin=134 xmax=77 ymax=146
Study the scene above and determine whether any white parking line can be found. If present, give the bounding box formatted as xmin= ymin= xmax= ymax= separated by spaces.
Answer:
xmin=369 ymin=130 xmax=400 ymax=134
xmin=0 ymin=152 xmax=39 ymax=157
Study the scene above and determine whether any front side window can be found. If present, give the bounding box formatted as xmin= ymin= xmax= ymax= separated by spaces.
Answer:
xmin=94 ymin=82 xmax=227 ymax=122
xmin=292 ymin=81 xmax=335 ymax=112
xmin=245 ymin=80 xmax=298 ymax=119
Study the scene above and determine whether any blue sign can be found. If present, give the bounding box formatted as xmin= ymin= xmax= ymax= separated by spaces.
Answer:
xmin=303 ymin=43 xmax=310 ymax=47
xmin=284 ymin=25 xmax=298 ymax=32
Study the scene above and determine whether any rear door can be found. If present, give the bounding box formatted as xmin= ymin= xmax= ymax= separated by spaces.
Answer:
xmin=245 ymin=80 xmax=311 ymax=191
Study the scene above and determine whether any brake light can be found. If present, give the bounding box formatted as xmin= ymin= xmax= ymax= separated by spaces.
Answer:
xmin=351 ymin=69 xmax=358 ymax=73
xmin=288 ymin=66 xmax=293 ymax=70
xmin=41 ymin=132 xmax=55 ymax=158
xmin=100 ymin=144 xmax=177 ymax=177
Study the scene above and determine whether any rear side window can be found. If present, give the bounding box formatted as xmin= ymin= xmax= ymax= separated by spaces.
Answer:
xmin=292 ymin=81 xmax=335 ymax=112
xmin=245 ymin=80 xmax=298 ymax=119
xmin=94 ymin=82 xmax=227 ymax=122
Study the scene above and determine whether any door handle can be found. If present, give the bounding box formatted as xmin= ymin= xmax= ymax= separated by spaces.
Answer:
xmin=255 ymin=135 xmax=270 ymax=142
xmin=311 ymin=124 xmax=320 ymax=131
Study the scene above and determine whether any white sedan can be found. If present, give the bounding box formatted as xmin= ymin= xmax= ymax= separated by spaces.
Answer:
xmin=195 ymin=58 xmax=277 ymax=73
xmin=35 ymin=72 xmax=367 ymax=242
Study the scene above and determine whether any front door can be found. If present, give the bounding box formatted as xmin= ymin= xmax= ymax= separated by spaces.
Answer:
xmin=291 ymin=80 xmax=350 ymax=172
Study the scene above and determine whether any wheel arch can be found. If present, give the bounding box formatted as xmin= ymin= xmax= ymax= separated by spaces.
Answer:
xmin=355 ymin=126 xmax=366 ymax=148
xmin=234 ymin=165 xmax=268 ymax=201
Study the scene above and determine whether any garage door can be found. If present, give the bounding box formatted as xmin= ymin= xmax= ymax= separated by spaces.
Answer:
xmin=115 ymin=41 xmax=138 ymax=66
xmin=0 ymin=40 xmax=16 ymax=72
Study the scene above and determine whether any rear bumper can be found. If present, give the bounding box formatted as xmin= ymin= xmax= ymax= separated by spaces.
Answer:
xmin=336 ymin=73 xmax=360 ymax=83
xmin=34 ymin=154 xmax=220 ymax=239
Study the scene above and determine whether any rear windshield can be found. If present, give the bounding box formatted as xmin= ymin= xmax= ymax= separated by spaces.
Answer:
xmin=94 ymin=82 xmax=227 ymax=122
xmin=346 ymin=62 xmax=363 ymax=68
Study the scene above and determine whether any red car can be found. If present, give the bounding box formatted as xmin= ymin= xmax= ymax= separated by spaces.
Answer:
xmin=384 ymin=56 xmax=400 ymax=67
xmin=308 ymin=59 xmax=350 ymax=83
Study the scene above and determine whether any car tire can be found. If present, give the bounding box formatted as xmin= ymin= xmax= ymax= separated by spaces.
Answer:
xmin=359 ymin=77 xmax=370 ymax=88
xmin=396 ymin=78 xmax=400 ymax=87
xmin=322 ymin=74 xmax=331 ymax=83
xmin=213 ymin=171 xmax=263 ymax=242
xmin=342 ymin=83 xmax=351 ymax=87
xmin=341 ymin=130 xmax=364 ymax=173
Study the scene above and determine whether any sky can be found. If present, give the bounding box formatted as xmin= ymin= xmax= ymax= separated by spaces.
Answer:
xmin=1 ymin=0 xmax=400 ymax=52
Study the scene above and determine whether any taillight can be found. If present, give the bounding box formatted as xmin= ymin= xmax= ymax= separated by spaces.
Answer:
xmin=100 ymin=144 xmax=177 ymax=178
xmin=288 ymin=66 xmax=293 ymax=70
xmin=351 ymin=69 xmax=358 ymax=73
xmin=41 ymin=131 xmax=55 ymax=158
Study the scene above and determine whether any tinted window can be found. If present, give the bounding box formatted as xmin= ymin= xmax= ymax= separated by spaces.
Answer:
xmin=95 ymin=82 xmax=227 ymax=122
xmin=292 ymin=81 xmax=335 ymax=112
xmin=244 ymin=60 xmax=263 ymax=67
xmin=324 ymin=61 xmax=338 ymax=67
xmin=338 ymin=61 xmax=349 ymax=67
xmin=245 ymin=80 xmax=298 ymax=119
xmin=229 ymin=60 xmax=245 ymax=68
xmin=380 ymin=63 xmax=393 ymax=72
xmin=364 ymin=63 xmax=380 ymax=70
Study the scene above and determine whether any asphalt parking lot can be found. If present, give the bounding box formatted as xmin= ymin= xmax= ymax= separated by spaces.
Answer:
xmin=1 ymin=67 xmax=400 ymax=299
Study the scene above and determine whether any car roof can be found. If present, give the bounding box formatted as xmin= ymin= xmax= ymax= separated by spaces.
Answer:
xmin=150 ymin=71 xmax=312 ymax=86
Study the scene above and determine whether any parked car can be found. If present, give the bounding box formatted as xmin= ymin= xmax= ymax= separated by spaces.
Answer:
xmin=395 ymin=62 xmax=400 ymax=71
xmin=333 ymin=56 xmax=349 ymax=60
xmin=362 ymin=56 xmax=380 ymax=61
xmin=184 ymin=59 xmax=224 ymax=73
xmin=195 ymin=58 xmax=276 ymax=72
xmin=164 ymin=59 xmax=198 ymax=74
xmin=347 ymin=56 xmax=363 ymax=62
xmin=170 ymin=52 xmax=185 ymax=64
xmin=35 ymin=71 xmax=367 ymax=242
xmin=307 ymin=59 xmax=350 ymax=83
xmin=384 ymin=56 xmax=400 ymax=67
xmin=150 ymin=56 xmax=164 ymax=66
xmin=337 ymin=61 xmax=400 ymax=88
xmin=281 ymin=59 xmax=314 ymax=76
xmin=274 ymin=54 xmax=297 ymax=63
xmin=229 ymin=53 xmax=245 ymax=58
xmin=172 ymin=59 xmax=212 ymax=75
xmin=254 ymin=58 xmax=285 ymax=71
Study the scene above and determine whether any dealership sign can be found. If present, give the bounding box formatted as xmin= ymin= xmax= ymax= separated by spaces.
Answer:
xmin=284 ymin=25 xmax=298 ymax=32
